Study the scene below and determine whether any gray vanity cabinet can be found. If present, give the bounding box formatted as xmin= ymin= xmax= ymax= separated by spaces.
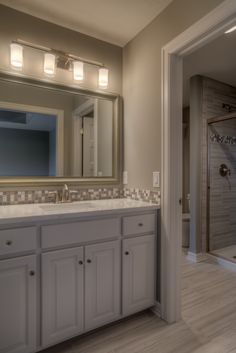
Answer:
xmin=122 ymin=234 xmax=155 ymax=316
xmin=42 ymin=240 xmax=121 ymax=346
xmin=0 ymin=255 xmax=37 ymax=353
xmin=85 ymin=240 xmax=121 ymax=330
xmin=42 ymin=247 xmax=84 ymax=347
xmin=0 ymin=205 xmax=158 ymax=353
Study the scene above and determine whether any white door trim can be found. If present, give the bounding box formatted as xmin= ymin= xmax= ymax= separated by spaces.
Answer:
xmin=161 ymin=0 xmax=236 ymax=323
xmin=0 ymin=101 xmax=64 ymax=176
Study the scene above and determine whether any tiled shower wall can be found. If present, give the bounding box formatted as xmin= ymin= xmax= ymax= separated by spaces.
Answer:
xmin=209 ymin=119 xmax=236 ymax=251
xmin=0 ymin=186 xmax=160 ymax=205
xmin=200 ymin=76 xmax=236 ymax=252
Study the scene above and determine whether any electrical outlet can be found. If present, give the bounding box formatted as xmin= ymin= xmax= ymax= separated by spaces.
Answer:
xmin=123 ymin=171 xmax=128 ymax=185
xmin=153 ymin=171 xmax=160 ymax=188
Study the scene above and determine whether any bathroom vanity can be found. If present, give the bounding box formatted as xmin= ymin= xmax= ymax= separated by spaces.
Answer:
xmin=0 ymin=199 xmax=159 ymax=353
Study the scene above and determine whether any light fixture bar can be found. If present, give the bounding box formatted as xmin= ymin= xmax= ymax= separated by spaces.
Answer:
xmin=12 ymin=39 xmax=105 ymax=68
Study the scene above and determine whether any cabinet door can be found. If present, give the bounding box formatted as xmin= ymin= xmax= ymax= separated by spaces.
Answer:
xmin=42 ymin=247 xmax=84 ymax=347
xmin=0 ymin=255 xmax=36 ymax=353
xmin=85 ymin=240 xmax=121 ymax=330
xmin=123 ymin=234 xmax=155 ymax=315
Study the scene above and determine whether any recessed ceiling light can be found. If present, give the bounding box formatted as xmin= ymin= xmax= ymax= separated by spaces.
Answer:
xmin=225 ymin=26 xmax=236 ymax=34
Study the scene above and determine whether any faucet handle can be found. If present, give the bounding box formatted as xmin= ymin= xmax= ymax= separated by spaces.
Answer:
xmin=48 ymin=190 xmax=60 ymax=203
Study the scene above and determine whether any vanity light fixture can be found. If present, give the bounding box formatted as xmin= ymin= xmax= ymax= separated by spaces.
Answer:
xmin=73 ymin=61 xmax=84 ymax=81
xmin=10 ymin=39 xmax=109 ymax=89
xmin=44 ymin=53 xmax=56 ymax=75
xmin=98 ymin=68 xmax=109 ymax=88
xmin=10 ymin=43 xmax=23 ymax=69
xmin=225 ymin=25 xmax=236 ymax=34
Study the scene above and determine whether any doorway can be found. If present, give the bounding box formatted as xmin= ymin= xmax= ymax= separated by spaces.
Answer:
xmin=161 ymin=1 xmax=236 ymax=323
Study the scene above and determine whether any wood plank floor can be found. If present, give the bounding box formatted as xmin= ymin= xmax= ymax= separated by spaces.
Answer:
xmin=43 ymin=255 xmax=236 ymax=353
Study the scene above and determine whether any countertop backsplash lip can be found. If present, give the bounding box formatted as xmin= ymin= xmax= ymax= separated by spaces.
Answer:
xmin=0 ymin=187 xmax=160 ymax=206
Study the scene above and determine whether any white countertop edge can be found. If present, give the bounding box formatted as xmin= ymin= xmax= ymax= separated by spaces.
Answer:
xmin=0 ymin=199 xmax=160 ymax=225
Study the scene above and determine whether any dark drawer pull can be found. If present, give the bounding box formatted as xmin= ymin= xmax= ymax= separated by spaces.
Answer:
xmin=125 ymin=251 xmax=129 ymax=255
xmin=29 ymin=270 xmax=35 ymax=276
xmin=6 ymin=240 xmax=12 ymax=246
xmin=138 ymin=223 xmax=143 ymax=227
xmin=87 ymin=259 xmax=92 ymax=263
xmin=78 ymin=260 xmax=83 ymax=265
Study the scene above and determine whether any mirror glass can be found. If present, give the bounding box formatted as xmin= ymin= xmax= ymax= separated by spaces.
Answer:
xmin=0 ymin=79 xmax=115 ymax=178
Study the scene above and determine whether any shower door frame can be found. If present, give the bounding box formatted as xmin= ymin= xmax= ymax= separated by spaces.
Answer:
xmin=207 ymin=112 xmax=236 ymax=254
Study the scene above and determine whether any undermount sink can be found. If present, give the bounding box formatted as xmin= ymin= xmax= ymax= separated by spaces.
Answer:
xmin=39 ymin=202 xmax=95 ymax=212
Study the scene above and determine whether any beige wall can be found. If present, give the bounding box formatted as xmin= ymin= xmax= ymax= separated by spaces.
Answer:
xmin=123 ymin=0 xmax=224 ymax=190
xmin=0 ymin=5 xmax=122 ymax=94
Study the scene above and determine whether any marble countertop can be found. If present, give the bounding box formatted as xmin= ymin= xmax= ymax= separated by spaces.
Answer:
xmin=0 ymin=198 xmax=160 ymax=225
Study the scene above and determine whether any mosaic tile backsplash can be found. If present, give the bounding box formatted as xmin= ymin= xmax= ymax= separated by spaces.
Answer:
xmin=122 ymin=188 xmax=160 ymax=204
xmin=0 ymin=187 xmax=160 ymax=206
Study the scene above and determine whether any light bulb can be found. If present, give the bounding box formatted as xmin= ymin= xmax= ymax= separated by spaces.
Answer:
xmin=44 ymin=53 xmax=55 ymax=75
xmin=73 ymin=61 xmax=84 ymax=81
xmin=98 ymin=68 xmax=109 ymax=88
xmin=10 ymin=43 xmax=23 ymax=69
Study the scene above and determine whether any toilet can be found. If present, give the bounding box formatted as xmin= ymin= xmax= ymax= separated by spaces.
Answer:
xmin=182 ymin=194 xmax=190 ymax=248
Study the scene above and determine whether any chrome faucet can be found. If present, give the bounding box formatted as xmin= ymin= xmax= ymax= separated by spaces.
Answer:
xmin=48 ymin=184 xmax=78 ymax=203
xmin=62 ymin=184 xmax=70 ymax=203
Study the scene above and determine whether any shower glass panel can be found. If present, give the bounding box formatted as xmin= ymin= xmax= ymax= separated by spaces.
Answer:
xmin=208 ymin=117 xmax=236 ymax=262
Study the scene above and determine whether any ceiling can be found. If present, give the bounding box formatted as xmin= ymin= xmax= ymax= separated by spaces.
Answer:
xmin=183 ymin=29 xmax=236 ymax=107
xmin=0 ymin=0 xmax=173 ymax=46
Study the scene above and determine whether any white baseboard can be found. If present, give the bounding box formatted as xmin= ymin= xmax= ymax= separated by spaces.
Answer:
xmin=187 ymin=251 xmax=208 ymax=263
xmin=207 ymin=253 xmax=236 ymax=272
xmin=151 ymin=302 xmax=161 ymax=317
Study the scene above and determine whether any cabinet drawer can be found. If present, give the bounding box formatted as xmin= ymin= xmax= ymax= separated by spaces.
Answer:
xmin=0 ymin=227 xmax=37 ymax=256
xmin=122 ymin=213 xmax=155 ymax=236
xmin=42 ymin=218 xmax=121 ymax=249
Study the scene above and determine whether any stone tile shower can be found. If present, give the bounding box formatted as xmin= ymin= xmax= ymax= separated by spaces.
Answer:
xmin=208 ymin=115 xmax=236 ymax=262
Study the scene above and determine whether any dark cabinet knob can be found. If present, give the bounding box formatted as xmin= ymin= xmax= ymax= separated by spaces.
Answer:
xmin=125 ymin=251 xmax=129 ymax=255
xmin=6 ymin=240 xmax=12 ymax=246
xmin=138 ymin=223 xmax=143 ymax=227
xmin=87 ymin=259 xmax=92 ymax=263
xmin=78 ymin=260 xmax=83 ymax=265
xmin=29 ymin=270 xmax=35 ymax=276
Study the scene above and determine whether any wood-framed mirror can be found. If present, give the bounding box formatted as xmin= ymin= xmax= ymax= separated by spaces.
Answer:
xmin=0 ymin=72 xmax=122 ymax=186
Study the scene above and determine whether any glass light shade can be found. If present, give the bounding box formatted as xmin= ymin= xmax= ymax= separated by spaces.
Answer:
xmin=98 ymin=68 xmax=109 ymax=88
xmin=10 ymin=43 xmax=23 ymax=68
xmin=44 ymin=53 xmax=55 ymax=75
xmin=73 ymin=61 xmax=84 ymax=81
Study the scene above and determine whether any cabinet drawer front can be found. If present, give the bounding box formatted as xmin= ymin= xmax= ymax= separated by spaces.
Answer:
xmin=0 ymin=227 xmax=37 ymax=256
xmin=122 ymin=213 xmax=155 ymax=236
xmin=42 ymin=218 xmax=121 ymax=249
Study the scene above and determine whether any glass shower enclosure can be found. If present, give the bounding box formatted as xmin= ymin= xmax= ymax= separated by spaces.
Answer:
xmin=208 ymin=115 xmax=236 ymax=262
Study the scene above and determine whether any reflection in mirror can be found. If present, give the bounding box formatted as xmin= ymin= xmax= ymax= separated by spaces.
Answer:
xmin=0 ymin=109 xmax=57 ymax=176
xmin=0 ymin=78 xmax=115 ymax=178
xmin=72 ymin=97 xmax=113 ymax=177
